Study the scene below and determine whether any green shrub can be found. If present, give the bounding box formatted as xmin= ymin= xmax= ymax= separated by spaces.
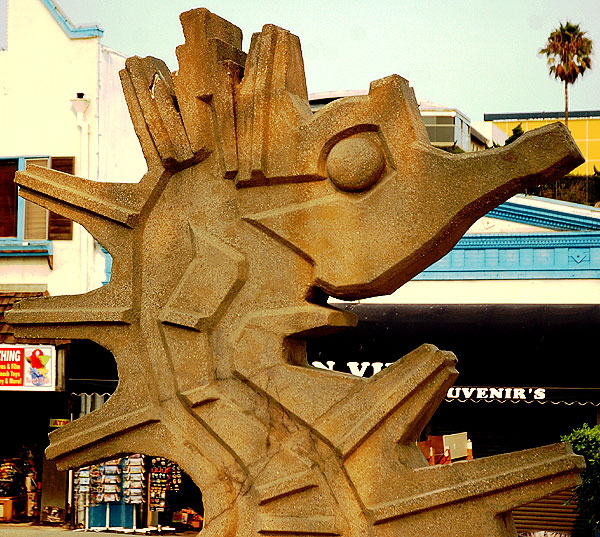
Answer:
xmin=562 ymin=423 xmax=600 ymax=530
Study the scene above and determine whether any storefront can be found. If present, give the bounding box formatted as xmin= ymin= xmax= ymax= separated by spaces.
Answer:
xmin=308 ymin=303 xmax=600 ymax=456
xmin=0 ymin=293 xmax=95 ymax=523
xmin=308 ymin=302 xmax=600 ymax=535
xmin=0 ymin=293 xmax=68 ymax=522
xmin=2 ymin=293 xmax=205 ymax=529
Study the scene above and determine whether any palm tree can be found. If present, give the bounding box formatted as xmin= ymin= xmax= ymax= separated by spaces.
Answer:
xmin=539 ymin=21 xmax=593 ymax=127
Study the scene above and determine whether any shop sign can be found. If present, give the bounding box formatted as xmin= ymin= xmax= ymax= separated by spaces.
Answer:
xmin=0 ymin=344 xmax=56 ymax=391
xmin=311 ymin=360 xmax=393 ymax=377
xmin=444 ymin=386 xmax=600 ymax=405
xmin=49 ymin=418 xmax=70 ymax=428
xmin=311 ymin=361 xmax=600 ymax=405
xmin=446 ymin=386 xmax=546 ymax=401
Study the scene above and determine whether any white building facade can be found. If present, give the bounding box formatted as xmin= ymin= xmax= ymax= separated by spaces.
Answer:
xmin=0 ymin=0 xmax=144 ymax=522
xmin=0 ymin=0 xmax=144 ymax=297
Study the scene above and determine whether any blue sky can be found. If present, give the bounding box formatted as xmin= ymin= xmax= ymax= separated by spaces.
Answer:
xmin=52 ymin=0 xmax=600 ymax=121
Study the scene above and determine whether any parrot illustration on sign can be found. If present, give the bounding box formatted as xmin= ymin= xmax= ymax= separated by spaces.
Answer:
xmin=26 ymin=348 xmax=51 ymax=385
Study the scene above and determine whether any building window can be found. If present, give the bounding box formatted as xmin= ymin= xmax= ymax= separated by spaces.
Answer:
xmin=0 ymin=159 xmax=18 ymax=236
xmin=423 ymin=115 xmax=456 ymax=145
xmin=0 ymin=157 xmax=74 ymax=241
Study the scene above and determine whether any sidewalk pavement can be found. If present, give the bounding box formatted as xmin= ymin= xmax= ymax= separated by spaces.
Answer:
xmin=0 ymin=523 xmax=122 ymax=536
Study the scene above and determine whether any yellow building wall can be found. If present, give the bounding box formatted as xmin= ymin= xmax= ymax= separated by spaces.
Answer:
xmin=493 ymin=118 xmax=600 ymax=175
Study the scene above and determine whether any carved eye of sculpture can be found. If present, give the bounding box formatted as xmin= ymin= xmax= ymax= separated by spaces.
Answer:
xmin=326 ymin=135 xmax=386 ymax=192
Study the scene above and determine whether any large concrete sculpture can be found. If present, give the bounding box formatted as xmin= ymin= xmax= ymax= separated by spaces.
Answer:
xmin=7 ymin=9 xmax=586 ymax=537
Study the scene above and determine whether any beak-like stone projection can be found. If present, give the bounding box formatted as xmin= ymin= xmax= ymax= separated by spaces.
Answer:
xmin=7 ymin=8 xmax=585 ymax=537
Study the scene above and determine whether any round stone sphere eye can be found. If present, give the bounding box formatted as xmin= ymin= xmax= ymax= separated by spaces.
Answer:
xmin=326 ymin=136 xmax=386 ymax=192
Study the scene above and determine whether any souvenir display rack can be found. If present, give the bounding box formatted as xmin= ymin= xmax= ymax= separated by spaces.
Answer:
xmin=148 ymin=457 xmax=182 ymax=512
xmin=94 ymin=458 xmax=122 ymax=504
xmin=72 ymin=455 xmax=192 ymax=531
xmin=122 ymin=454 xmax=145 ymax=505
xmin=73 ymin=454 xmax=146 ymax=530
xmin=0 ymin=459 xmax=23 ymax=497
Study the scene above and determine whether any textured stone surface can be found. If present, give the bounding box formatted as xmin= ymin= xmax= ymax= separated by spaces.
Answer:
xmin=7 ymin=9 xmax=586 ymax=537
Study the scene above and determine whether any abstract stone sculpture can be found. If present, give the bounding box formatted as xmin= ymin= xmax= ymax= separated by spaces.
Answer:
xmin=8 ymin=9 xmax=586 ymax=537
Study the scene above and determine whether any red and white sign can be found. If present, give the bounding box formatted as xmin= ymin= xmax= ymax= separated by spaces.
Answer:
xmin=0 ymin=344 xmax=56 ymax=391
xmin=49 ymin=418 xmax=70 ymax=428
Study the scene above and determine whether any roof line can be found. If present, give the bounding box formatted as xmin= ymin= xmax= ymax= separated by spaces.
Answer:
xmin=489 ymin=198 xmax=600 ymax=231
xmin=41 ymin=0 xmax=103 ymax=39
xmin=485 ymin=110 xmax=600 ymax=121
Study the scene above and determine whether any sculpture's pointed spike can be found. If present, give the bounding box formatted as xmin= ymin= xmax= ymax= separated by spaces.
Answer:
xmin=5 ymin=286 xmax=134 ymax=342
xmin=370 ymin=443 xmax=584 ymax=526
xmin=47 ymin=402 xmax=161 ymax=465
xmin=314 ymin=344 xmax=457 ymax=458
xmin=368 ymin=75 xmax=431 ymax=148
xmin=174 ymin=8 xmax=245 ymax=177
xmin=257 ymin=24 xmax=309 ymax=103
xmin=122 ymin=56 xmax=203 ymax=169
xmin=236 ymin=24 xmax=312 ymax=185
xmin=16 ymin=166 xmax=141 ymax=227
xmin=120 ymin=65 xmax=163 ymax=168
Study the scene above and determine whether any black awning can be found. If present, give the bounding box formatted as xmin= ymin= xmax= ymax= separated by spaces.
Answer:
xmin=308 ymin=304 xmax=600 ymax=389
xmin=336 ymin=303 xmax=600 ymax=328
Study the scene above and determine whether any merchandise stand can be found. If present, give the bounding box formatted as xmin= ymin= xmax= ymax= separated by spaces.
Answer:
xmin=0 ymin=458 xmax=27 ymax=521
xmin=73 ymin=454 xmax=143 ymax=530
xmin=0 ymin=494 xmax=26 ymax=521
xmin=72 ymin=455 xmax=200 ymax=532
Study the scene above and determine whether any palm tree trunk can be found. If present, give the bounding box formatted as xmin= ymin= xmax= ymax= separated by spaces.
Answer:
xmin=564 ymin=80 xmax=569 ymax=127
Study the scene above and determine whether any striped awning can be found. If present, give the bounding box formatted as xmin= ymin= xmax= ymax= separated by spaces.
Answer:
xmin=512 ymin=489 xmax=586 ymax=536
